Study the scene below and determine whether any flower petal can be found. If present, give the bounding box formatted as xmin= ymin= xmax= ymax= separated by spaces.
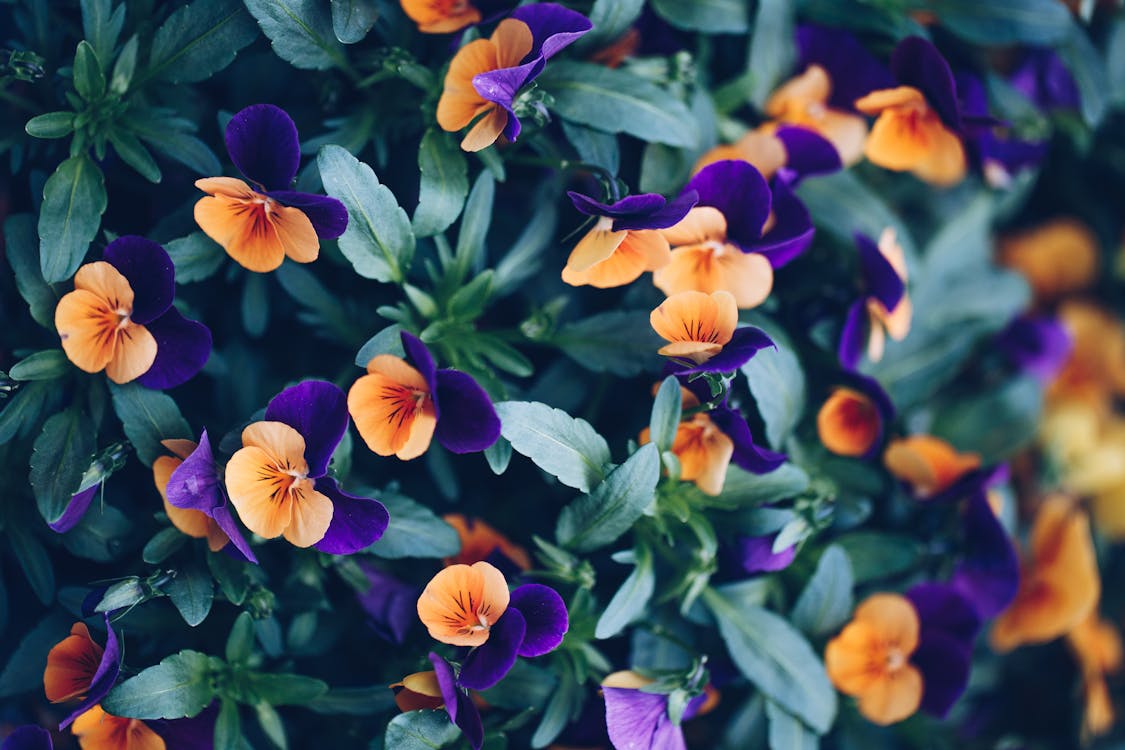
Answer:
xmin=775 ymin=126 xmax=842 ymax=182
xmin=838 ymin=300 xmax=867 ymax=370
xmin=400 ymin=331 xmax=438 ymax=391
xmin=268 ymin=191 xmax=349 ymax=240
xmin=264 ymin=380 xmax=349 ymax=479
xmin=683 ymin=160 xmax=772 ymax=248
xmin=1 ymin=726 xmax=53 ymax=750
xmin=281 ymin=484 xmax=334 ymax=548
xmin=105 ymin=322 xmax=158 ymax=385
xmin=433 ymin=369 xmax=501 ymax=454
xmin=165 ymin=430 xmax=223 ymax=513
xmin=102 ymin=236 xmax=175 ymax=325
xmin=458 ymin=607 xmax=526 ymax=690
xmin=738 ymin=533 xmax=797 ymax=573
xmin=890 ymin=37 xmax=962 ymax=131
xmin=134 ymin=307 xmax=211 ymax=390
xmin=796 ymin=24 xmax=895 ymax=111
xmin=60 ymin=614 xmax=121 ymax=730
xmin=855 ymin=232 xmax=905 ymax=311
xmin=356 ymin=562 xmax=416 ymax=643
xmin=226 ymin=103 xmax=301 ymax=190
xmin=312 ymin=477 xmax=389 ymax=554
xmin=710 ymin=405 xmax=787 ymax=472
xmin=751 ymin=178 xmax=815 ymax=268
xmin=509 ymin=2 xmax=593 ymax=60
xmin=908 ymin=627 xmax=971 ymax=718
xmin=509 ymin=584 xmax=568 ymax=657
xmin=48 ymin=484 xmax=99 ymax=533
xmin=604 ymin=686 xmax=680 ymax=750
xmin=951 ymin=492 xmax=1020 ymax=618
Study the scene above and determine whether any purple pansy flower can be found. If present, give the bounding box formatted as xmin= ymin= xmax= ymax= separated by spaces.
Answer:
xmin=737 ymin=533 xmax=797 ymax=574
xmin=568 ymin=190 xmax=698 ymax=232
xmin=838 ymin=229 xmax=910 ymax=371
xmin=1 ymin=727 xmax=52 ymax=750
xmin=796 ymin=24 xmax=895 ymax=113
xmin=995 ymin=315 xmax=1073 ymax=383
xmin=356 ymin=562 xmax=418 ymax=644
xmin=906 ymin=582 xmax=982 ymax=717
xmin=602 ymin=674 xmax=707 ymax=750
xmin=1010 ymin=48 xmax=1081 ymax=113
xmin=957 ymin=72 xmax=1048 ymax=187
xmin=950 ymin=492 xmax=1020 ymax=619
xmin=430 ymin=652 xmax=485 ymax=750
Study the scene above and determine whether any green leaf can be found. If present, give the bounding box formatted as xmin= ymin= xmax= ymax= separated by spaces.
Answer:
xmin=9 ymin=529 xmax=55 ymax=605
xmin=81 ymin=0 xmax=125 ymax=65
xmin=0 ymin=382 xmax=55 ymax=446
xmin=242 ymin=272 xmax=270 ymax=337
xmin=355 ymin=324 xmax=405 ymax=367
xmin=454 ymin=171 xmax=495 ymax=280
xmin=539 ymin=62 xmax=699 ymax=148
xmin=0 ymin=613 xmax=72 ymax=697
xmin=165 ymin=563 xmax=214 ymax=627
xmin=109 ymin=382 xmax=192 ymax=466
xmin=595 ymin=543 xmax=655 ymax=639
xmin=648 ymin=376 xmax=682 ymax=454
xmin=746 ymin=0 xmax=796 ymax=106
xmin=143 ymin=528 xmax=187 ymax=564
xmin=530 ymin=665 xmax=580 ymax=748
xmin=226 ymin=612 xmax=255 ymax=664
xmin=330 ymin=0 xmax=378 ymax=43
xmin=925 ymin=0 xmax=1071 ymax=45
xmin=651 ymin=0 xmax=749 ymax=32
xmin=493 ymin=194 xmax=559 ymax=296
xmin=1056 ymin=20 xmax=1109 ymax=127
xmin=741 ymin=339 xmax=805 ymax=450
xmin=244 ymin=0 xmax=346 ymax=71
xmin=699 ymin=464 xmax=810 ymax=510
xmin=557 ymin=443 xmax=660 ymax=552
xmin=560 ymin=120 xmax=620 ymax=175
xmin=9 ymin=350 xmax=69 ymax=381
xmin=166 ymin=232 xmax=226 ymax=283
xmin=581 ymin=0 xmax=645 ymax=48
xmin=495 ymin=401 xmax=611 ymax=492
xmin=110 ymin=34 xmax=139 ymax=93
xmin=307 ymin=684 xmax=396 ymax=715
xmin=30 ymin=409 xmax=95 ymax=527
xmin=765 ymin=700 xmax=819 ymax=750
xmin=136 ymin=126 xmax=223 ymax=176
xmin=109 ymin=130 xmax=161 ymax=183
xmin=215 ymin=699 xmax=243 ymax=750
xmin=62 ymin=504 xmax=133 ymax=562
xmin=554 ymin=310 xmax=664 ymax=377
xmin=208 ymin=552 xmax=252 ymax=606
xmin=933 ymin=376 xmax=1043 ymax=463
xmin=367 ymin=491 xmax=460 ymax=559
xmin=796 ymin=171 xmax=918 ymax=260
xmin=836 ymin=532 xmax=921 ymax=583
xmin=95 ymin=578 xmax=148 ymax=613
xmin=704 ymin=588 xmax=837 ymax=734
xmin=318 ymin=145 xmax=414 ymax=283
xmin=147 ymin=0 xmax=259 ymax=84
xmin=244 ymin=673 xmax=328 ymax=705
xmin=5 ymin=214 xmax=59 ymax=328
xmin=255 ymin=701 xmax=287 ymax=749
xmin=38 ymin=155 xmax=107 ymax=283
xmin=73 ymin=41 xmax=107 ymax=101
xmin=790 ymin=546 xmax=854 ymax=638
xmin=103 ymin=650 xmax=216 ymax=719
xmin=384 ymin=710 xmax=462 ymax=749
xmin=25 ymin=111 xmax=75 ymax=139
xmin=413 ymin=129 xmax=468 ymax=238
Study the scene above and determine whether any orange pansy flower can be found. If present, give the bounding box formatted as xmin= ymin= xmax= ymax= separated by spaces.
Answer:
xmin=649 ymin=290 xmax=738 ymax=366
xmin=400 ymin=0 xmax=481 ymax=34
xmin=825 ymin=593 xmax=923 ymax=725
xmin=998 ymin=218 xmax=1099 ymax=303
xmin=864 ymin=228 xmax=912 ymax=363
xmin=443 ymin=514 xmax=532 ymax=570
xmin=561 ymin=218 xmax=672 ymax=289
xmin=392 ymin=670 xmax=446 ymax=712
xmin=348 ymin=354 xmax=438 ymax=460
xmin=883 ymin=435 xmax=981 ymax=498
xmin=71 ymin=705 xmax=166 ymax=750
xmin=763 ymin=65 xmax=868 ymax=165
xmin=417 ymin=561 xmax=510 ymax=647
xmin=153 ymin=439 xmax=229 ymax=552
xmin=639 ymin=387 xmax=732 ymax=496
xmin=818 ymin=387 xmax=880 ymax=458
xmin=44 ymin=623 xmax=104 ymax=704
xmin=855 ymin=86 xmax=966 ymax=187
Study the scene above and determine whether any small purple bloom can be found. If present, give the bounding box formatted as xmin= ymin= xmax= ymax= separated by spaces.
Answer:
xmin=906 ymin=583 xmax=981 ymax=718
xmin=1 ymin=726 xmax=52 ymax=750
xmin=59 ymin=613 xmax=121 ymax=730
xmin=737 ymin=533 xmax=797 ymax=574
xmin=603 ymin=681 xmax=706 ymax=750
xmin=568 ymin=190 xmax=698 ymax=232
xmin=431 ymin=652 xmax=484 ymax=750
xmin=1010 ymin=48 xmax=1081 ymax=113
xmin=995 ymin=315 xmax=1073 ymax=383
xmin=774 ymin=126 xmax=843 ymax=184
xmin=458 ymin=584 xmax=568 ymax=690
xmin=796 ymin=24 xmax=895 ymax=112
xmin=950 ymin=492 xmax=1020 ymax=619
xmin=356 ymin=562 xmax=418 ymax=644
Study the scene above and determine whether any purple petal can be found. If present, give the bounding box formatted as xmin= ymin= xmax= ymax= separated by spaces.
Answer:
xmin=60 ymin=613 xmax=121 ymax=729
xmin=604 ymin=687 xmax=684 ymax=750
xmin=225 ymin=104 xmax=301 ymax=191
xmin=166 ymin=430 xmax=222 ymax=513
xmin=264 ymin=380 xmax=349 ymax=478
xmin=268 ymin=191 xmax=348 ymax=240
xmin=950 ymin=492 xmax=1020 ymax=618
xmin=750 ymin=178 xmax=814 ymax=268
xmin=509 ymin=584 xmax=568 ymax=657
xmin=684 ymin=161 xmax=772 ymax=248
xmin=509 ymin=3 xmax=593 ymax=60
xmin=891 ymin=37 xmax=963 ymax=131
xmin=995 ymin=315 xmax=1072 ymax=383
xmin=103 ymin=236 xmax=175 ymax=325
xmin=737 ymin=533 xmax=797 ymax=574
xmin=616 ymin=191 xmax=698 ymax=232
xmin=911 ymin=627 xmax=972 ymax=718
xmin=1010 ymin=48 xmax=1080 ymax=112
xmin=149 ymin=703 xmax=218 ymax=749
xmin=796 ymin=24 xmax=895 ymax=111
xmin=710 ymin=407 xmax=787 ymax=474
xmin=312 ymin=477 xmax=389 ymax=554
xmin=429 ymin=653 xmax=485 ymax=750
xmin=49 ymin=483 xmax=99 ymax=533
xmin=855 ymin=233 xmax=905 ymax=311
xmin=906 ymin=583 xmax=981 ymax=644
xmin=837 ymin=301 xmax=867 ymax=371
xmin=774 ymin=127 xmax=841 ymax=182
xmin=135 ymin=307 xmax=212 ymax=390
xmin=1 ymin=726 xmax=53 ymax=750
xmin=568 ymin=191 xmax=666 ymax=219
xmin=473 ymin=59 xmax=541 ymax=112
xmin=429 ymin=653 xmax=461 ymax=717
xmin=458 ymin=608 xmax=527 ymax=690
xmin=401 ymin=331 xmax=438 ymax=395
xmin=355 ymin=562 xmax=416 ymax=644
xmin=671 ymin=326 xmax=776 ymax=375
xmin=433 ymin=369 xmax=501 ymax=454
xmin=210 ymin=499 xmax=257 ymax=564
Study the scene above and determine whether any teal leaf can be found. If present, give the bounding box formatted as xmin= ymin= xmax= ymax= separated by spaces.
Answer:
xmin=146 ymin=0 xmax=259 ymax=84
xmin=696 ymin=464 xmax=809 ymax=510
xmin=9 ymin=350 xmax=69 ymax=381
xmin=651 ymin=0 xmax=749 ymax=33
xmin=330 ymin=0 xmax=378 ymax=43
xmin=580 ymin=0 xmax=645 ymax=49
xmin=25 ymin=111 xmax=75 ymax=139
xmin=0 ymin=613 xmax=72 ymax=697
xmin=30 ymin=409 xmax=95 ymax=527
xmin=557 ymin=443 xmax=660 ymax=552
xmin=412 ymin=129 xmax=468 ymax=237
xmin=790 ymin=545 xmax=854 ymax=638
xmin=244 ymin=0 xmax=345 ymax=71
xmin=766 ymin=700 xmax=819 ymax=750
xmin=165 ymin=563 xmax=214 ymax=627
xmin=384 ymin=710 xmax=462 ymax=749
xmin=5 ymin=214 xmax=59 ymax=328
xmin=495 ymin=401 xmax=611 ymax=492
xmin=38 ymin=155 xmax=107 ymax=283
xmin=103 ymin=650 xmax=216 ymax=719
xmin=741 ymin=337 xmax=805 ymax=450
xmin=595 ymin=543 xmax=655 ymax=639
xmin=73 ymin=41 xmax=107 ymax=101
xmin=554 ymin=310 xmax=664 ymax=377
xmin=165 ymin=232 xmax=226 ymax=283
xmin=836 ymin=532 xmax=921 ymax=583
xmin=746 ymin=0 xmax=796 ymax=106
xmin=927 ymin=0 xmax=1072 ymax=45
xmin=109 ymin=382 xmax=192 ymax=466
xmin=243 ymin=673 xmax=328 ymax=705
xmin=648 ymin=376 xmax=682 ymax=454
xmin=367 ymin=491 xmax=460 ymax=559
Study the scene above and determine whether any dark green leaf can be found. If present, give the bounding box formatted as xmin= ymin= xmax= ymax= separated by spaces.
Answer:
xmin=103 ymin=650 xmax=216 ymax=719
xmin=25 ymin=112 xmax=75 ymax=139
xmin=560 ymin=120 xmax=620 ymax=176
xmin=927 ymin=0 xmax=1071 ymax=45
xmin=308 ymin=684 xmax=396 ymax=715
xmin=30 ymin=409 xmax=95 ymax=527
xmin=330 ymin=0 xmax=378 ymax=43
xmin=933 ymin=376 xmax=1043 ymax=463
xmin=244 ymin=673 xmax=328 ymax=705
xmin=136 ymin=127 xmax=223 ymax=176
xmin=73 ymin=41 xmax=107 ymax=101
xmin=147 ymin=0 xmax=259 ymax=84
xmin=557 ymin=443 xmax=660 ymax=552
xmin=766 ymin=700 xmax=819 ymax=750
xmin=242 ymin=272 xmax=270 ymax=337
xmin=0 ymin=613 xmax=72 ymax=697
xmin=790 ymin=546 xmax=854 ymax=637
xmin=0 ymin=381 xmax=55 ymax=445
xmin=1056 ymin=20 xmax=1109 ymax=127
xmin=62 ymin=504 xmax=133 ymax=562
xmin=581 ymin=0 xmax=645 ymax=48
xmin=648 ymin=376 xmax=682 ymax=454
xmin=110 ymin=34 xmax=138 ymax=93
xmin=143 ymin=528 xmax=187 ymax=564
xmin=9 ymin=530 xmax=55 ymax=605
xmin=651 ymin=0 xmax=748 ymax=32
xmin=109 ymin=130 xmax=161 ymax=183
xmin=255 ymin=701 xmax=287 ymax=749
xmin=215 ymin=699 xmax=242 ymax=750
xmin=836 ymin=532 xmax=921 ymax=583
xmin=244 ymin=0 xmax=345 ymax=71
xmin=38 ymin=155 xmax=107 ymax=283
xmin=9 ymin=350 xmax=69 ymax=381
xmin=81 ymin=0 xmax=125 ymax=64
xmin=495 ymin=401 xmax=611 ymax=492
xmin=166 ymin=232 xmax=226 ymax=283
xmin=595 ymin=543 xmax=655 ymax=639
xmin=109 ymin=382 xmax=192 ymax=466
xmin=696 ymin=464 xmax=809 ymax=510
xmin=412 ymin=129 xmax=467 ymax=237
xmin=165 ymin=563 xmax=214 ymax=627
xmin=367 ymin=491 xmax=460 ymax=559
xmin=384 ymin=710 xmax=461 ymax=749
xmin=530 ymin=665 xmax=580 ymax=747
xmin=5 ymin=214 xmax=59 ymax=328
xmin=747 ymin=0 xmax=796 ymax=106
xmin=554 ymin=310 xmax=664 ymax=377
xmin=454 ymin=171 xmax=495 ymax=280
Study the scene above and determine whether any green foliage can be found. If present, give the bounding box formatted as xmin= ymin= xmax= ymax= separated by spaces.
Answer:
xmin=243 ymin=0 xmax=345 ymax=71
xmin=496 ymin=401 xmax=611 ymax=493
xmin=109 ymin=382 xmax=191 ymax=466
xmin=104 ymin=650 xmax=217 ymax=719
xmin=30 ymin=409 xmax=95 ymax=526
xmin=37 ymin=155 xmax=107 ymax=283
xmin=556 ymin=443 xmax=660 ymax=552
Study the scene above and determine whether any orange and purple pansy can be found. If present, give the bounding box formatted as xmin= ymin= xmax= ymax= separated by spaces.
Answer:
xmin=436 ymin=4 xmax=591 ymax=151
xmin=163 ymin=429 xmax=257 ymax=563
xmin=817 ymin=372 xmax=895 ymax=459
xmin=402 ymin=653 xmax=484 ymax=750
xmin=883 ymin=435 xmax=983 ymax=501
xmin=601 ymin=670 xmax=707 ymax=750
xmin=838 ymin=229 xmax=911 ymax=370
xmin=54 ymin=236 xmax=211 ymax=389
xmin=43 ymin=615 xmax=120 ymax=729
xmin=399 ymin=0 xmax=481 ymax=34
xmin=348 ymin=331 xmax=501 ymax=460
xmin=443 ymin=514 xmax=532 ymax=574
xmin=416 ymin=562 xmax=568 ymax=690
xmin=649 ymin=290 xmax=774 ymax=375
xmin=561 ymin=190 xmax=697 ymax=288
xmin=70 ymin=703 xmax=217 ymax=750
xmin=154 ymin=438 xmax=230 ymax=554
xmin=194 ymin=104 xmax=348 ymax=273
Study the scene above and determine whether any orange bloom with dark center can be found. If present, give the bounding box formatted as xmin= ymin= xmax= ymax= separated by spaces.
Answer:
xmin=764 ymin=65 xmax=868 ymax=165
xmin=71 ymin=705 xmax=165 ymax=750
xmin=883 ymin=435 xmax=981 ymax=498
xmin=44 ymin=623 xmax=104 ymax=703
xmin=444 ymin=514 xmax=532 ymax=570
xmin=653 ymin=208 xmax=773 ymax=309
xmin=818 ymin=388 xmax=880 ymax=457
xmin=825 ymin=593 xmax=923 ymax=725
xmin=392 ymin=671 xmax=446 ymax=712
xmin=436 ymin=19 xmax=533 ymax=152
xmin=348 ymin=354 xmax=438 ymax=460
xmin=400 ymin=0 xmax=481 ymax=34
xmin=194 ymin=177 xmax=319 ymax=273
xmin=998 ymin=218 xmax=1099 ymax=303
xmin=561 ymin=217 xmax=672 ymax=289
xmin=417 ymin=561 xmax=510 ymax=647
xmin=153 ymin=439 xmax=228 ymax=552
xmin=649 ymin=290 xmax=738 ymax=365
xmin=991 ymin=496 xmax=1100 ymax=652
xmin=855 ymin=87 xmax=966 ymax=186
xmin=224 ymin=421 xmax=333 ymax=547
xmin=54 ymin=262 xmax=157 ymax=384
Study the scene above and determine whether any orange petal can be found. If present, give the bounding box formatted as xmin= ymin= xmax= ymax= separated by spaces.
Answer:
xmin=654 ymin=244 xmax=773 ymax=309
xmin=417 ymin=561 xmax=510 ymax=647
xmin=883 ymin=435 xmax=980 ymax=498
xmin=817 ymin=387 xmax=880 ymax=457
xmin=400 ymin=0 xmax=481 ymax=33
xmin=660 ymin=206 xmax=727 ymax=247
xmin=602 ymin=670 xmax=653 ymax=689
xmin=854 ymin=86 xmax=927 ymax=115
xmin=460 ymin=106 xmax=508 ymax=152
xmin=815 ymin=110 xmax=869 ymax=166
xmin=56 ymin=289 xmax=119 ymax=374
xmin=242 ymin=420 xmax=310 ymax=470
xmin=563 ymin=229 xmax=670 ymax=288
xmin=491 ymin=18 xmax=534 ymax=68
xmin=656 ymin=341 xmax=723 ymax=365
xmin=393 ymin=671 xmax=446 ymax=712
xmin=911 ymin=122 xmax=967 ymax=186
xmin=650 ymin=290 xmax=738 ymax=349
xmin=72 ymin=705 xmax=167 ymax=750
xmin=73 ymin=261 xmax=135 ymax=307
xmin=855 ymin=664 xmax=923 ymax=725
xmin=863 ymin=109 xmax=934 ymax=172
xmin=437 ymin=38 xmax=496 ymax=132
xmin=45 ymin=623 xmax=103 ymax=703
xmin=766 ymin=65 xmax=832 ymax=119
xmin=733 ymin=130 xmax=788 ymax=179
xmin=270 ymin=203 xmax=319 ymax=264
xmin=194 ymin=194 xmax=286 ymax=273
xmin=225 ymin=445 xmax=295 ymax=539
xmin=160 ymin=439 xmax=198 ymax=460
xmin=693 ymin=143 xmax=756 ymax=175
xmin=442 ymin=514 xmax=533 ymax=570
xmin=825 ymin=620 xmax=884 ymax=695
xmin=104 ymin=322 xmax=157 ymax=384
xmin=195 ymin=176 xmax=256 ymax=199
xmin=673 ymin=416 xmax=734 ymax=495
xmin=281 ymin=483 xmax=334 ymax=548
xmin=854 ymin=593 xmax=921 ymax=655
xmin=348 ymin=368 xmax=437 ymax=460
xmin=155 ymin=454 xmax=214 ymax=541
xmin=565 ymin=219 xmax=628 ymax=273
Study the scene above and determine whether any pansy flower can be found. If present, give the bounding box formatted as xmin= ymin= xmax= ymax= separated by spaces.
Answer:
xmin=443 ymin=514 xmax=532 ymax=575
xmin=649 ymin=291 xmax=774 ymax=375
xmin=194 ymin=104 xmax=348 ymax=273
xmin=400 ymin=0 xmax=481 ymax=34
xmin=601 ymin=670 xmax=707 ymax=750
xmin=817 ymin=372 xmax=895 ymax=458
xmin=1010 ymin=48 xmax=1081 ymax=114
xmin=838 ymin=228 xmax=911 ymax=370
xmin=54 ymin=236 xmax=211 ymax=388
xmin=561 ymin=190 xmax=696 ymax=289
xmin=70 ymin=703 xmax=215 ymax=750
xmin=1 ymin=726 xmax=52 ymax=750
xmin=883 ymin=435 xmax=981 ymax=500
xmin=393 ymin=654 xmax=483 ymax=750
xmin=436 ymin=4 xmax=592 ymax=151
xmin=991 ymin=495 xmax=1100 ymax=652
xmin=949 ymin=492 xmax=1020 ymax=620
xmin=164 ymin=430 xmax=257 ymax=564
xmin=223 ymin=381 xmax=388 ymax=551
xmin=348 ymin=331 xmax=501 ymax=460
xmin=693 ymin=125 xmax=841 ymax=186
xmin=763 ymin=68 xmax=870 ymax=166
xmin=1066 ymin=613 xmax=1123 ymax=737
xmin=854 ymin=37 xmax=980 ymax=186
xmin=43 ymin=616 xmax=120 ymax=729
xmin=737 ymin=533 xmax=797 ymax=574
xmin=998 ymin=218 xmax=1099 ymax=304
xmin=957 ymin=72 xmax=1048 ymax=189
xmin=994 ymin=315 xmax=1073 ymax=383
xmin=416 ymin=562 xmax=568 ymax=690
xmin=356 ymin=562 xmax=418 ymax=645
